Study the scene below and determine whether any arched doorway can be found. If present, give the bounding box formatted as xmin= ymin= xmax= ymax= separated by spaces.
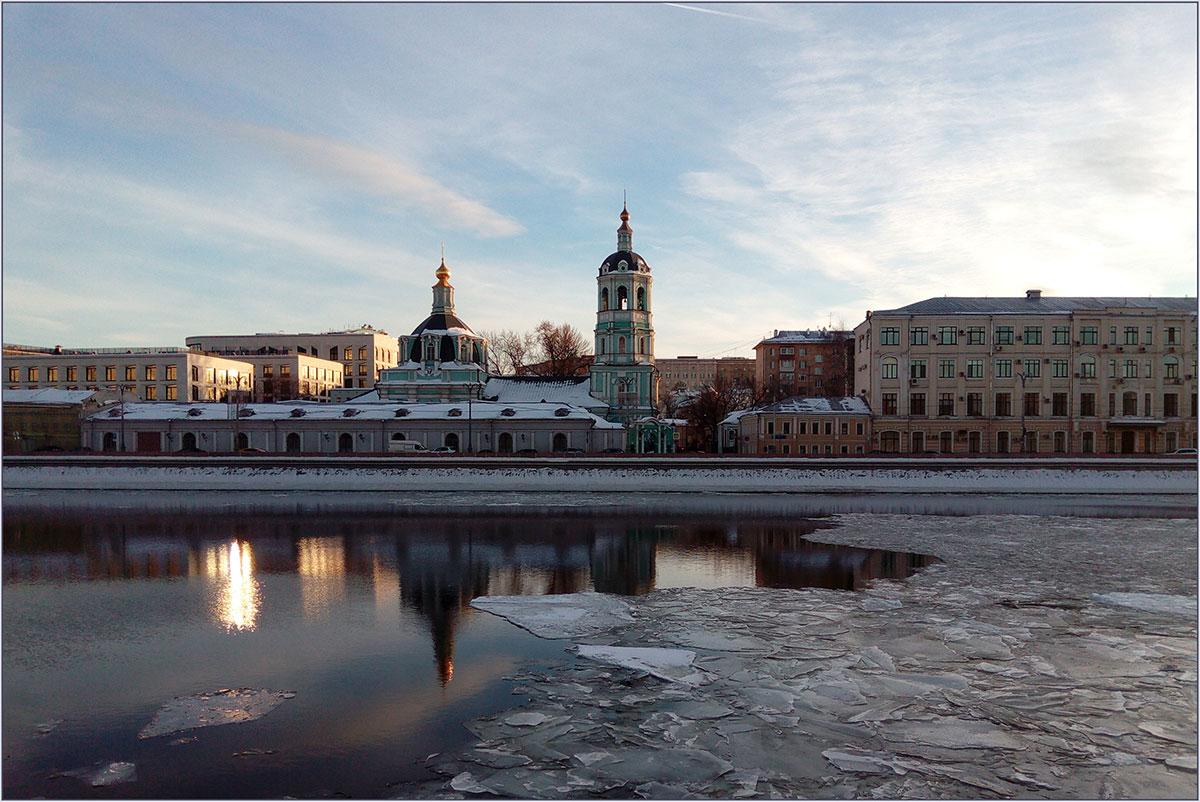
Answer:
xmin=552 ymin=433 xmax=568 ymax=452
xmin=498 ymin=432 xmax=514 ymax=453
xmin=939 ymin=431 xmax=952 ymax=453
xmin=1053 ymin=431 xmax=1066 ymax=453
xmin=182 ymin=432 xmax=197 ymax=452
xmin=967 ymin=432 xmax=981 ymax=453
xmin=1024 ymin=431 xmax=1038 ymax=453
xmin=286 ymin=433 xmax=301 ymax=454
xmin=1082 ymin=431 xmax=1095 ymax=453
xmin=445 ymin=432 xmax=460 ymax=451
xmin=338 ymin=433 xmax=353 ymax=453
xmin=996 ymin=431 xmax=1010 ymax=453
xmin=235 ymin=433 xmax=249 ymax=451
xmin=1121 ymin=430 xmax=1136 ymax=453
xmin=910 ymin=431 xmax=924 ymax=453
xmin=103 ymin=432 xmax=117 ymax=452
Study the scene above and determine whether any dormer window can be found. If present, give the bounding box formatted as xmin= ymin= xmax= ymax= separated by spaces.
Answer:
xmin=618 ymin=259 xmax=628 ymax=270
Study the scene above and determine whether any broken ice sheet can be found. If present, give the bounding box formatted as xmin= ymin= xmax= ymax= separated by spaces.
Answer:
xmin=138 ymin=688 xmax=294 ymax=739
xmin=1091 ymin=592 xmax=1199 ymax=618
xmin=571 ymin=644 xmax=710 ymax=687
xmin=32 ymin=718 xmax=64 ymax=737
xmin=470 ymin=593 xmax=634 ymax=639
xmin=61 ymin=761 xmax=137 ymax=787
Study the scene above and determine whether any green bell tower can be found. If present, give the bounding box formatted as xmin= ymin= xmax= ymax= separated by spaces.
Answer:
xmin=589 ymin=202 xmax=657 ymax=423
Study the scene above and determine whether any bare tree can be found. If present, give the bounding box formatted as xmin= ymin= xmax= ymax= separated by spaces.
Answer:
xmin=479 ymin=329 xmax=536 ymax=375
xmin=527 ymin=321 xmax=592 ymax=376
xmin=679 ymin=374 xmax=760 ymax=453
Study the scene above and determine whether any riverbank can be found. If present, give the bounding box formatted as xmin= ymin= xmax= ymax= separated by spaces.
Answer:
xmin=3 ymin=455 xmax=1196 ymax=494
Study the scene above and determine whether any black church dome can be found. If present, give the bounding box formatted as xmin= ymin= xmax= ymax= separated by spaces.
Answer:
xmin=409 ymin=313 xmax=476 ymax=337
xmin=599 ymin=250 xmax=649 ymax=275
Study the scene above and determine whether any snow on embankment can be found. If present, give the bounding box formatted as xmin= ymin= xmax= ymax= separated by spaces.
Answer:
xmin=3 ymin=462 xmax=1195 ymax=494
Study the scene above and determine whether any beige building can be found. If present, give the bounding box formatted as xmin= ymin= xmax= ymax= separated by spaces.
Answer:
xmin=185 ymin=326 xmax=397 ymax=391
xmin=853 ymin=291 xmax=1198 ymax=454
xmin=2 ymin=388 xmax=120 ymax=453
xmin=720 ymin=396 xmax=872 ymax=455
xmin=658 ymin=356 xmax=755 ymax=395
xmin=3 ymin=346 xmax=254 ymax=403
xmin=232 ymin=354 xmax=345 ymax=402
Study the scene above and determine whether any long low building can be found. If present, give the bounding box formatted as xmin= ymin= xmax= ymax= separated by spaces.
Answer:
xmin=81 ymin=401 xmax=625 ymax=455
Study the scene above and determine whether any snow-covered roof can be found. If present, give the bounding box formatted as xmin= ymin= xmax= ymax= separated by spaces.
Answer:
xmin=719 ymin=408 xmax=758 ymax=426
xmin=758 ymin=330 xmax=852 ymax=345
xmin=758 ymin=396 xmax=872 ymax=415
xmin=484 ymin=376 xmax=608 ymax=409
xmin=3 ymin=389 xmax=113 ymax=405
xmin=86 ymin=401 xmax=622 ymax=428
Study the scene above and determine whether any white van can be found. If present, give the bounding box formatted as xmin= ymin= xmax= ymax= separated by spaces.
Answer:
xmin=388 ymin=440 xmax=427 ymax=453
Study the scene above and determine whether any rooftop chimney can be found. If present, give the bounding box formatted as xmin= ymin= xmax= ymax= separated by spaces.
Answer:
xmin=1026 ymin=289 xmax=1042 ymax=300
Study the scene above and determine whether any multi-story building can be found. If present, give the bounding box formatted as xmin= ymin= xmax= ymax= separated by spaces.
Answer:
xmin=658 ymin=356 xmax=755 ymax=395
xmin=233 ymin=354 xmax=345 ymax=402
xmin=185 ymin=325 xmax=396 ymax=391
xmin=854 ymin=291 xmax=1198 ymax=454
xmin=2 ymin=388 xmax=121 ymax=453
xmin=3 ymin=346 xmax=255 ymax=402
xmin=755 ymin=330 xmax=854 ymax=401
xmin=720 ymin=396 xmax=872 ymax=455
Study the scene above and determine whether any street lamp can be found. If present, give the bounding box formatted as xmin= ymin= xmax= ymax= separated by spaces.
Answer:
xmin=1017 ymin=371 xmax=1027 ymax=453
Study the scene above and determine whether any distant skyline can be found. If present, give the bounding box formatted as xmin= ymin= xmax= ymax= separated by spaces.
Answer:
xmin=3 ymin=3 xmax=1196 ymax=358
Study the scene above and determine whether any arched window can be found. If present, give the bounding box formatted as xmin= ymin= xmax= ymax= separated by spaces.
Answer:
xmin=235 ymin=433 xmax=249 ymax=451
xmin=600 ymin=339 xmax=606 ymax=355
xmin=424 ymin=339 xmax=436 ymax=361
xmin=552 ymin=433 xmax=568 ymax=452
xmin=1079 ymin=355 xmax=1096 ymax=379
xmin=498 ymin=432 xmax=514 ymax=453
xmin=1165 ymin=355 xmax=1180 ymax=378
xmin=636 ymin=287 xmax=645 ymax=310
xmin=445 ymin=433 xmax=459 ymax=451
xmin=338 ymin=433 xmax=354 ymax=453
xmin=182 ymin=432 xmax=197 ymax=452
xmin=286 ymin=433 xmax=301 ymax=453
xmin=881 ymin=358 xmax=898 ymax=380
xmin=617 ymin=286 xmax=629 ymax=310
xmin=103 ymin=432 xmax=117 ymax=452
xmin=601 ymin=288 xmax=609 ymax=311
xmin=618 ymin=337 xmax=626 ymax=354
xmin=910 ymin=431 xmax=925 ymax=453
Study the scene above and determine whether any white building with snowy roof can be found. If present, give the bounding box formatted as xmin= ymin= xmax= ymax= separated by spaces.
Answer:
xmin=81 ymin=400 xmax=624 ymax=455
xmin=718 ymin=396 xmax=873 ymax=455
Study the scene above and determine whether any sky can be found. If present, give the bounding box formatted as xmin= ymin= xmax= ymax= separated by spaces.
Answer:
xmin=3 ymin=2 xmax=1196 ymax=359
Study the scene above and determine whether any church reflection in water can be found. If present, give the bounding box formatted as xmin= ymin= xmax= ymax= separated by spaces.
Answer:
xmin=4 ymin=511 xmax=935 ymax=685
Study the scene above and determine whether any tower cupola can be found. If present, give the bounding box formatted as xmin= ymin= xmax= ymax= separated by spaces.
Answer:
xmin=617 ymin=202 xmax=633 ymax=251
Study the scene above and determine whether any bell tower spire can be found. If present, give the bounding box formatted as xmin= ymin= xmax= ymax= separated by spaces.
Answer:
xmin=617 ymin=197 xmax=633 ymax=252
xmin=432 ymin=248 xmax=454 ymax=315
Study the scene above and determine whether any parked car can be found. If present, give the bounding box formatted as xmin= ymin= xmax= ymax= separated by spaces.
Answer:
xmin=237 ymin=447 xmax=268 ymax=454
xmin=432 ymin=446 xmax=457 ymax=454
xmin=388 ymin=441 xmax=427 ymax=453
xmin=556 ymin=447 xmax=585 ymax=455
xmin=515 ymin=448 xmax=539 ymax=456
xmin=1168 ymin=448 xmax=1198 ymax=456
xmin=600 ymin=448 xmax=624 ymax=454
xmin=474 ymin=449 xmax=496 ymax=456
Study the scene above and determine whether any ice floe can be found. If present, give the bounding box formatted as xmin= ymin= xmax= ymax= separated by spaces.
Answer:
xmin=572 ymin=645 xmax=709 ymax=687
xmin=470 ymin=593 xmax=633 ymax=638
xmin=138 ymin=688 xmax=294 ymax=739
xmin=1091 ymin=592 xmax=1199 ymax=617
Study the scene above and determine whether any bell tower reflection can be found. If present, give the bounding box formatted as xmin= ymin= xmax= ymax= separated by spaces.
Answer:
xmin=590 ymin=526 xmax=658 ymax=595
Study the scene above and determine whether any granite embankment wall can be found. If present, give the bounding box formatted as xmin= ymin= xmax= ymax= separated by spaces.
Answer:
xmin=3 ymin=455 xmax=1196 ymax=494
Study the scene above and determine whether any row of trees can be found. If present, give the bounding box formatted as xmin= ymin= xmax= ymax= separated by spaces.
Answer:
xmin=479 ymin=321 xmax=592 ymax=377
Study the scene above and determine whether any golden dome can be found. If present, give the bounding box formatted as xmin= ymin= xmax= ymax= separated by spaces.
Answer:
xmin=435 ymin=257 xmax=451 ymax=286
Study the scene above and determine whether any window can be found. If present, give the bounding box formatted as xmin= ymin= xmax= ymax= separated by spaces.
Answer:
xmin=967 ymin=326 xmax=985 ymax=345
xmin=1080 ymin=357 xmax=1096 ymax=379
xmin=145 ymin=365 xmax=157 ymax=381
xmin=995 ymin=392 xmax=1012 ymax=416
xmin=358 ymin=364 xmax=368 ymax=375
xmin=1144 ymin=393 xmax=1152 ymax=416
xmin=1052 ymin=359 xmax=1069 ymax=378
xmin=105 ymin=366 xmax=116 ymax=381
xmin=766 ymin=421 xmax=775 ymax=435
xmin=1080 ymin=393 xmax=1095 ymax=416
xmin=781 ymin=347 xmax=794 ymax=355
xmin=8 ymin=367 xmax=17 ymax=382
xmin=966 ymin=359 xmax=983 ymax=378
xmin=1123 ymin=326 xmax=1138 ymax=345
xmin=1145 ymin=326 xmax=1153 ymax=345
xmin=796 ymin=422 xmax=807 ymax=434
xmin=910 ymin=327 xmax=928 ymax=345
xmin=1081 ymin=326 xmax=1098 ymax=345
xmin=880 ymin=432 xmax=900 ymax=453
xmin=206 ymin=368 xmax=216 ymax=383
xmin=66 ymin=366 xmax=77 ymax=382
xmin=166 ymin=385 xmax=178 ymax=400
xmin=121 ymin=365 xmax=136 ymax=381
xmin=280 ymin=365 xmax=291 ymax=376
xmin=995 ymin=359 xmax=1012 ymax=379
xmin=938 ymin=359 xmax=955 ymax=379
xmin=87 ymin=366 xmax=97 ymax=382
xmin=995 ymin=326 xmax=1014 ymax=345
xmin=1024 ymin=393 xmax=1040 ymax=417
xmin=1123 ymin=392 xmax=1137 ymax=416
xmin=1123 ymin=359 xmax=1138 ymax=379
xmin=937 ymin=326 xmax=958 ymax=345
xmin=145 ymin=385 xmax=157 ymax=400
xmin=1165 ymin=357 xmax=1179 ymax=378
xmin=1109 ymin=393 xmax=1116 ymax=416
xmin=46 ymin=367 xmax=58 ymax=382
xmin=263 ymin=365 xmax=274 ymax=377
xmin=1164 ymin=394 xmax=1179 ymax=417
xmin=966 ymin=393 xmax=982 ymax=416
xmin=881 ymin=359 xmax=898 ymax=379
xmin=1052 ymin=326 xmax=1070 ymax=345
xmin=938 ymin=394 xmax=954 ymax=416
xmin=1167 ymin=326 xmax=1181 ymax=345
xmin=1024 ymin=326 xmax=1042 ymax=345
xmin=1108 ymin=359 xmax=1117 ymax=378
xmin=1109 ymin=326 xmax=1118 ymax=345
xmin=880 ymin=327 xmax=900 ymax=346
xmin=1144 ymin=360 xmax=1152 ymax=379
xmin=910 ymin=359 xmax=927 ymax=379
xmin=1022 ymin=359 xmax=1041 ymax=378
xmin=359 ymin=347 xmax=367 ymax=360
xmin=782 ymin=421 xmax=791 ymax=435
xmin=840 ymin=422 xmax=848 ymax=435
xmin=1052 ymin=393 xmax=1067 ymax=416
xmin=824 ymin=422 xmax=833 ymax=435
xmin=910 ymin=393 xmax=926 ymax=416
xmin=815 ymin=354 xmax=823 ymax=363
xmin=856 ymin=422 xmax=864 ymax=436
xmin=166 ymin=364 xmax=177 ymax=380
xmin=882 ymin=393 xmax=898 ymax=415
xmin=27 ymin=367 xmax=39 ymax=382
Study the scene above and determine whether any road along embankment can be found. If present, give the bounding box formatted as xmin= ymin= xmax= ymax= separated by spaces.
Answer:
xmin=3 ymin=455 xmax=1195 ymax=494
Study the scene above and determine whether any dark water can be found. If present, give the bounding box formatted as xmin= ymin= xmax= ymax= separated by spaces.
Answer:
xmin=2 ymin=504 xmax=934 ymax=799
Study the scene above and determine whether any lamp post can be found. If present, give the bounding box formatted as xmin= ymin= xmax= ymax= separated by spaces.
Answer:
xmin=467 ymin=395 xmax=473 ymax=454
xmin=1017 ymin=371 xmax=1027 ymax=453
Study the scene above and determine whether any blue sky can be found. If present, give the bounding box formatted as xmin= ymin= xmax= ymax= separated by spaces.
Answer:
xmin=3 ymin=3 xmax=1196 ymax=359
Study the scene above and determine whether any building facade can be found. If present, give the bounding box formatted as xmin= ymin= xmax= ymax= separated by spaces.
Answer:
xmin=722 ymin=396 xmax=872 ymax=455
xmin=234 ymin=353 xmax=346 ymax=402
xmin=82 ymin=401 xmax=624 ymax=455
xmin=755 ymin=330 xmax=854 ymax=401
xmin=185 ymin=326 xmax=396 ymax=391
xmin=2 ymin=388 xmax=121 ymax=453
xmin=590 ymin=204 xmax=657 ymax=422
xmin=854 ymin=291 xmax=1199 ymax=454
xmin=658 ymin=356 xmax=755 ymax=395
xmin=376 ymin=259 xmax=489 ymax=403
xmin=3 ymin=347 xmax=255 ymax=402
